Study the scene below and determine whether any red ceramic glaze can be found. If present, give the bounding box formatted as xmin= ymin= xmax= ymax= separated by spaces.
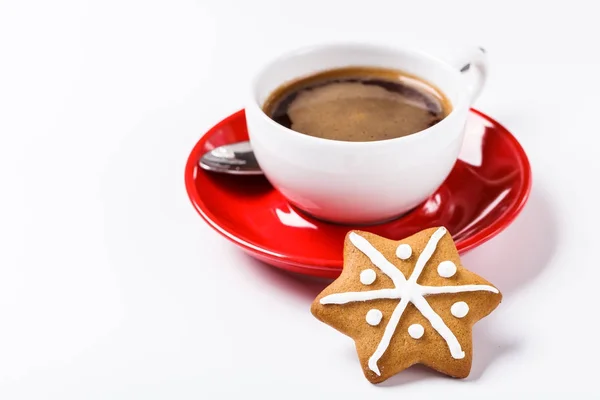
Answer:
xmin=185 ymin=109 xmax=532 ymax=278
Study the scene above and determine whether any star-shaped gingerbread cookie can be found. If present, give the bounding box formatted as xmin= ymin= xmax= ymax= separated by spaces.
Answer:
xmin=311 ymin=227 xmax=502 ymax=384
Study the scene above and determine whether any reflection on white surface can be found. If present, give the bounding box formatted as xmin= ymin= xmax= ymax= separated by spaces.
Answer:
xmin=459 ymin=188 xmax=511 ymax=233
xmin=459 ymin=115 xmax=493 ymax=167
xmin=275 ymin=208 xmax=318 ymax=229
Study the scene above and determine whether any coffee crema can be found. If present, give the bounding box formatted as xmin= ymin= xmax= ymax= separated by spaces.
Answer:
xmin=263 ymin=67 xmax=452 ymax=142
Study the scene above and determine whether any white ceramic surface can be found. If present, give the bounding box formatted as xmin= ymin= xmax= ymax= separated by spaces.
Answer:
xmin=245 ymin=43 xmax=487 ymax=224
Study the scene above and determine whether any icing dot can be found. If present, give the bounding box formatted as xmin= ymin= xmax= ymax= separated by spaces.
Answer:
xmin=408 ymin=324 xmax=424 ymax=339
xmin=437 ymin=260 xmax=457 ymax=278
xmin=451 ymin=301 xmax=469 ymax=318
xmin=396 ymin=244 xmax=412 ymax=260
xmin=366 ymin=309 xmax=383 ymax=326
xmin=360 ymin=269 xmax=376 ymax=285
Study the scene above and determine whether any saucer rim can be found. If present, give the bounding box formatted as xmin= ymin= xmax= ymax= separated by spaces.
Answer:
xmin=185 ymin=108 xmax=532 ymax=272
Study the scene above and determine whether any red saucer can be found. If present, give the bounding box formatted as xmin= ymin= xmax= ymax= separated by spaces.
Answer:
xmin=185 ymin=109 xmax=532 ymax=278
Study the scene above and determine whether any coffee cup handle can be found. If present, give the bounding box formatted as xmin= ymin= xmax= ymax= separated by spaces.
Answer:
xmin=450 ymin=47 xmax=488 ymax=105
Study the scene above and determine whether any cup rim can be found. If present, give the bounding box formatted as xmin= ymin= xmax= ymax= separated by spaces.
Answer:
xmin=248 ymin=41 xmax=470 ymax=147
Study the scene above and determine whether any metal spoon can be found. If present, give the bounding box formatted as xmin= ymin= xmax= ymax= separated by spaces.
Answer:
xmin=199 ymin=141 xmax=264 ymax=175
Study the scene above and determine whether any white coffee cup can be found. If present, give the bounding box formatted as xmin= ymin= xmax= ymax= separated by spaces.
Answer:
xmin=245 ymin=42 xmax=488 ymax=225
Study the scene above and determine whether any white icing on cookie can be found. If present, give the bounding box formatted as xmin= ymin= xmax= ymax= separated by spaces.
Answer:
xmin=319 ymin=228 xmax=499 ymax=376
xmin=451 ymin=301 xmax=469 ymax=318
xmin=437 ymin=260 xmax=457 ymax=278
xmin=396 ymin=243 xmax=412 ymax=260
xmin=366 ymin=309 xmax=383 ymax=326
xmin=408 ymin=324 xmax=424 ymax=339
xmin=360 ymin=269 xmax=376 ymax=285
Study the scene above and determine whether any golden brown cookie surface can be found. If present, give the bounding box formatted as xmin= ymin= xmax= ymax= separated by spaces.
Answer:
xmin=310 ymin=227 xmax=502 ymax=384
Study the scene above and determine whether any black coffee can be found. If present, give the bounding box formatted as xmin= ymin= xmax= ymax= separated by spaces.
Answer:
xmin=263 ymin=67 xmax=452 ymax=142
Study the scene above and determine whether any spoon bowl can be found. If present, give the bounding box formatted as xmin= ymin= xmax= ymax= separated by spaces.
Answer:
xmin=199 ymin=141 xmax=263 ymax=175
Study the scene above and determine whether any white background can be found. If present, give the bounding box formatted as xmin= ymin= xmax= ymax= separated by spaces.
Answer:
xmin=1 ymin=0 xmax=599 ymax=398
